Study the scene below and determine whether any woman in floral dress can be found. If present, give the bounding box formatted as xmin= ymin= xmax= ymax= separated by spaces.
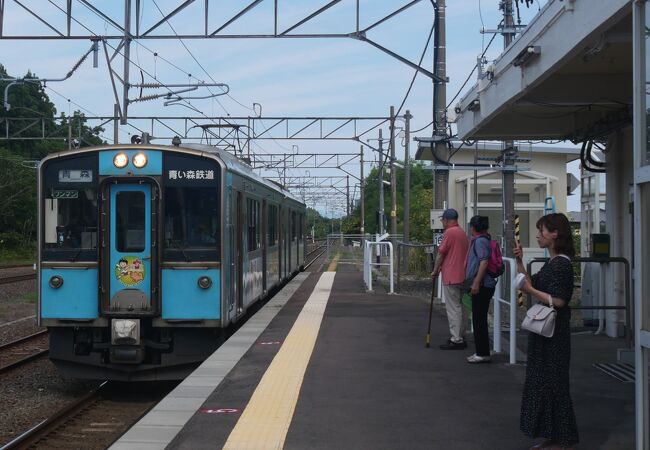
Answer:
xmin=514 ymin=213 xmax=578 ymax=450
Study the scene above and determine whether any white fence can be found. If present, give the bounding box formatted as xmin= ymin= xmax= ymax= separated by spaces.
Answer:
xmin=363 ymin=240 xmax=394 ymax=294
xmin=492 ymin=257 xmax=518 ymax=364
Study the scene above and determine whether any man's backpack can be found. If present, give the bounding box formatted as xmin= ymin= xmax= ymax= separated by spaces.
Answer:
xmin=478 ymin=235 xmax=505 ymax=278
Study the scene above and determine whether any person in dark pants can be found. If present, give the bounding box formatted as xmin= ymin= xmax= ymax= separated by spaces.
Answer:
xmin=465 ymin=215 xmax=497 ymax=363
xmin=515 ymin=213 xmax=578 ymax=450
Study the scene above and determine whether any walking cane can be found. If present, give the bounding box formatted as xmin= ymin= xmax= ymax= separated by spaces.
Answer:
xmin=426 ymin=276 xmax=436 ymax=348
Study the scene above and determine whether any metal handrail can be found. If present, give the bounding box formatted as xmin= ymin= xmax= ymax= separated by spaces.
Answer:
xmin=493 ymin=257 xmax=518 ymax=364
xmin=364 ymin=241 xmax=394 ymax=294
xmin=526 ymin=256 xmax=631 ymax=349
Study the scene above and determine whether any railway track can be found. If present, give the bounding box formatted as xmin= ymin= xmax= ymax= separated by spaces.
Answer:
xmin=304 ymin=248 xmax=327 ymax=270
xmin=0 ymin=274 xmax=36 ymax=286
xmin=0 ymin=331 xmax=49 ymax=375
xmin=2 ymin=381 xmax=174 ymax=450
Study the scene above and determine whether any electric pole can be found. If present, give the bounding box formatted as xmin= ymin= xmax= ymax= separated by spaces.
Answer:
xmin=404 ymin=110 xmax=412 ymax=267
xmin=390 ymin=106 xmax=397 ymax=241
xmin=377 ymin=129 xmax=385 ymax=265
xmin=360 ymin=145 xmax=365 ymax=237
xmin=378 ymin=129 xmax=385 ymax=237
xmin=346 ymin=175 xmax=350 ymax=217
xmin=433 ymin=0 xmax=448 ymax=215
xmin=501 ymin=0 xmax=517 ymax=259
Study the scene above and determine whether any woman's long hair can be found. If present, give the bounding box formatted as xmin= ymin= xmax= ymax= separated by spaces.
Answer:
xmin=536 ymin=213 xmax=575 ymax=257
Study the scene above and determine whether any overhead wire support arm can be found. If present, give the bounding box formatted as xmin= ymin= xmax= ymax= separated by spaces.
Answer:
xmin=2 ymin=40 xmax=98 ymax=110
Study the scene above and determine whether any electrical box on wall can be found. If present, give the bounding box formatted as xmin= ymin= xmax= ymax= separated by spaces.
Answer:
xmin=591 ymin=233 xmax=610 ymax=258
xmin=430 ymin=209 xmax=444 ymax=231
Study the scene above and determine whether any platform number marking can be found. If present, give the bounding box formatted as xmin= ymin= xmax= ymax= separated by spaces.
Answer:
xmin=201 ymin=408 xmax=241 ymax=414
xmin=433 ymin=232 xmax=444 ymax=247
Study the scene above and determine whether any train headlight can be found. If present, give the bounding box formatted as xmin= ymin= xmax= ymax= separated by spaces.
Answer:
xmin=132 ymin=152 xmax=148 ymax=168
xmin=113 ymin=153 xmax=128 ymax=168
xmin=198 ymin=276 xmax=212 ymax=289
xmin=49 ymin=275 xmax=64 ymax=289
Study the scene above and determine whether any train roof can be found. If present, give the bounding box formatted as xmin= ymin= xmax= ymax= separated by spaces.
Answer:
xmin=181 ymin=143 xmax=303 ymax=205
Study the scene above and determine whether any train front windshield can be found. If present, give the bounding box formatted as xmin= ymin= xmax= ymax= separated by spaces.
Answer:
xmin=162 ymin=152 xmax=220 ymax=262
xmin=164 ymin=186 xmax=220 ymax=261
xmin=42 ymin=154 xmax=99 ymax=261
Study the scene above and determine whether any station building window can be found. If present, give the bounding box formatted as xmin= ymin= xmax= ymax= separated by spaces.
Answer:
xmin=477 ymin=193 xmax=531 ymax=247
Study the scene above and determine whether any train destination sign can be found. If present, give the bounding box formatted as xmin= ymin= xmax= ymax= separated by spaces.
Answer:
xmin=58 ymin=169 xmax=93 ymax=182
xmin=168 ymin=169 xmax=215 ymax=180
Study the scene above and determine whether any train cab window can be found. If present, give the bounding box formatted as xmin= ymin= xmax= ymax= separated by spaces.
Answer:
xmin=116 ymin=192 xmax=145 ymax=252
xmin=42 ymin=154 xmax=98 ymax=261
xmin=164 ymin=186 xmax=220 ymax=261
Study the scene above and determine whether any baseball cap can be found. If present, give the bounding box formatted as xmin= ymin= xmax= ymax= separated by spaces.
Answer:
xmin=440 ymin=208 xmax=458 ymax=220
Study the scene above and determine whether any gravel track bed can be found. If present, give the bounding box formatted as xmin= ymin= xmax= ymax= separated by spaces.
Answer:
xmin=0 ymin=358 xmax=99 ymax=446
xmin=0 ymin=275 xmax=42 ymax=346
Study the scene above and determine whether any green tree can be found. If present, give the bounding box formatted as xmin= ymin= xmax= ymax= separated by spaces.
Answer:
xmin=345 ymin=162 xmax=434 ymax=242
xmin=0 ymin=64 xmax=105 ymax=258
xmin=306 ymin=208 xmax=334 ymax=239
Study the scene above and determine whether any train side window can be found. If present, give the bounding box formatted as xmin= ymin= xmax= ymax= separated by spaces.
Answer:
xmin=116 ymin=191 xmax=145 ymax=252
xmin=291 ymin=211 xmax=297 ymax=242
xmin=268 ymin=205 xmax=277 ymax=246
xmin=247 ymin=198 xmax=261 ymax=250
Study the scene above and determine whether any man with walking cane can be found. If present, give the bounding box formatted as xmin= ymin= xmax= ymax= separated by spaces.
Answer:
xmin=430 ymin=209 xmax=469 ymax=350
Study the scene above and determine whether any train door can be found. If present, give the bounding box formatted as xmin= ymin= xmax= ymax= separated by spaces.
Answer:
xmin=289 ymin=210 xmax=295 ymax=272
xmin=106 ymin=183 xmax=154 ymax=313
xmin=262 ymin=200 xmax=267 ymax=292
xmin=284 ymin=208 xmax=290 ymax=277
xmin=278 ymin=206 xmax=284 ymax=280
xmin=235 ymin=191 xmax=244 ymax=315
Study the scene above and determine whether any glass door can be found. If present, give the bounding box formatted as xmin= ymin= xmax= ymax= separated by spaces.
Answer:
xmin=108 ymin=184 xmax=152 ymax=313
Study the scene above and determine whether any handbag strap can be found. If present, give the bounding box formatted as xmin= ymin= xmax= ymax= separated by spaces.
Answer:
xmin=547 ymin=293 xmax=554 ymax=309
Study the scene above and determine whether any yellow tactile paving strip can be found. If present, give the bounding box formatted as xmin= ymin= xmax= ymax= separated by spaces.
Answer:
xmin=222 ymin=272 xmax=335 ymax=450
xmin=327 ymin=253 xmax=340 ymax=272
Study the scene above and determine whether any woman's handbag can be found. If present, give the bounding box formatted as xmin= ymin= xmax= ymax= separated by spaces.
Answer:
xmin=521 ymin=294 xmax=556 ymax=338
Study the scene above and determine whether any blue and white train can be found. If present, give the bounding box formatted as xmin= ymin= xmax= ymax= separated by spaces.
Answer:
xmin=38 ymin=143 xmax=305 ymax=381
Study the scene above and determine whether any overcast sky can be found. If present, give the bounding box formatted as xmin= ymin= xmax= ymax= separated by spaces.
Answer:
xmin=0 ymin=0 xmax=581 ymax=215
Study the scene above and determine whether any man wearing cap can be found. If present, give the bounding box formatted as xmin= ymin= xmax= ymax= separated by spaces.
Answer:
xmin=431 ymin=208 xmax=469 ymax=349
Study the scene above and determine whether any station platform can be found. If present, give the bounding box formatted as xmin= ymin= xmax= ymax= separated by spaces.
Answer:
xmin=110 ymin=263 xmax=635 ymax=450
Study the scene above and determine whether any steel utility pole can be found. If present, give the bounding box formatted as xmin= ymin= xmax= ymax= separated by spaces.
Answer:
xmin=433 ymin=0 xmax=448 ymax=214
xmin=346 ymin=175 xmax=350 ymax=216
xmin=390 ymin=106 xmax=397 ymax=241
xmin=378 ymin=129 xmax=385 ymax=237
xmin=377 ymin=129 xmax=385 ymax=265
xmin=404 ymin=110 xmax=412 ymax=266
xmin=360 ymin=145 xmax=365 ymax=237
xmin=501 ymin=0 xmax=517 ymax=259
